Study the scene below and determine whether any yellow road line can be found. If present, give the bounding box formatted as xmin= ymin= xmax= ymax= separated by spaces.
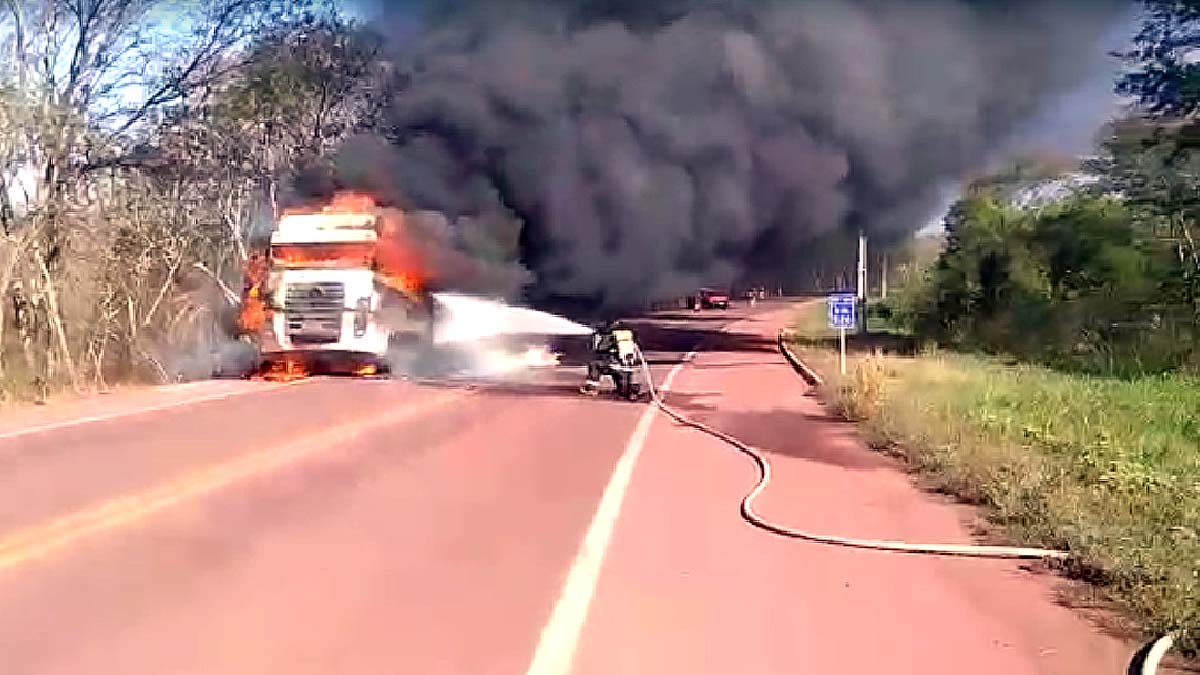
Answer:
xmin=0 ymin=391 xmax=466 ymax=573
xmin=0 ymin=379 xmax=313 ymax=442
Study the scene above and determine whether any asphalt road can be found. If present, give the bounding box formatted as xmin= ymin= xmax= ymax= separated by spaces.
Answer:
xmin=0 ymin=301 xmax=1138 ymax=674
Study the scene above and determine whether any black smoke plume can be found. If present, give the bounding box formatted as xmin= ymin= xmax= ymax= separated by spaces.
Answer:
xmin=334 ymin=0 xmax=1126 ymax=308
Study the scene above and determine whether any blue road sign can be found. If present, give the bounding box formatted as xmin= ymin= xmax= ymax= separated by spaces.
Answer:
xmin=827 ymin=293 xmax=857 ymax=330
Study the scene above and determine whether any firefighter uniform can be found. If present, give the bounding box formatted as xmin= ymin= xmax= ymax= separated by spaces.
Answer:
xmin=582 ymin=325 xmax=638 ymax=395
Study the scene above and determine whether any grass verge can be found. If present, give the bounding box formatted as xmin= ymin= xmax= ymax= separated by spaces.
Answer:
xmin=787 ymin=301 xmax=1200 ymax=655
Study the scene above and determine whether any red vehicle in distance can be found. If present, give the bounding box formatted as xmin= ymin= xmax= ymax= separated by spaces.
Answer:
xmin=688 ymin=287 xmax=730 ymax=310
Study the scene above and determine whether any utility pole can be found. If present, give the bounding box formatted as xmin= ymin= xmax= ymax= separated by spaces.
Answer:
xmin=856 ymin=232 xmax=867 ymax=333
xmin=857 ymin=232 xmax=867 ymax=301
xmin=881 ymin=252 xmax=888 ymax=300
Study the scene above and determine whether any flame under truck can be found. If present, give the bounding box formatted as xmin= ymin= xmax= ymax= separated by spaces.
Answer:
xmin=240 ymin=210 xmax=432 ymax=374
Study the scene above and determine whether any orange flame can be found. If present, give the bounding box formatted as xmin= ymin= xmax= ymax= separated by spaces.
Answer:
xmin=278 ymin=192 xmax=433 ymax=295
xmin=272 ymin=242 xmax=375 ymax=268
xmin=374 ymin=209 xmax=431 ymax=295
xmin=258 ymin=358 xmax=309 ymax=382
xmin=238 ymin=252 xmax=271 ymax=334
xmin=379 ymin=271 xmax=425 ymax=295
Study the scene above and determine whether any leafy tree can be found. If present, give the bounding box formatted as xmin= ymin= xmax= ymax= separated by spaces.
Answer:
xmin=216 ymin=11 xmax=391 ymax=217
xmin=1118 ymin=0 xmax=1200 ymax=116
xmin=915 ymin=169 xmax=1189 ymax=374
xmin=921 ymin=196 xmax=1047 ymax=350
xmin=1100 ymin=118 xmax=1200 ymax=318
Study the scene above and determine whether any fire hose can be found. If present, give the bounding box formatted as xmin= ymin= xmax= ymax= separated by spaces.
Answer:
xmin=629 ymin=342 xmax=1179 ymax=672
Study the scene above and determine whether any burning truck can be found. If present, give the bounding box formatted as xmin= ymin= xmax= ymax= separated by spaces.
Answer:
xmin=237 ymin=193 xmax=435 ymax=378
xmin=234 ymin=192 xmax=591 ymax=381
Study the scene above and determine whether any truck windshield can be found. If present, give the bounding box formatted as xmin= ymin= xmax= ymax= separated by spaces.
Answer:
xmin=271 ymin=243 xmax=375 ymax=269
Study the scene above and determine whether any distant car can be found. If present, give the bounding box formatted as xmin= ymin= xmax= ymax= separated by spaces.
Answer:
xmin=694 ymin=288 xmax=730 ymax=309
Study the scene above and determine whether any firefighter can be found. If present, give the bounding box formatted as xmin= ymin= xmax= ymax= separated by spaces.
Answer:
xmin=581 ymin=320 xmax=615 ymax=395
xmin=581 ymin=320 xmax=641 ymax=398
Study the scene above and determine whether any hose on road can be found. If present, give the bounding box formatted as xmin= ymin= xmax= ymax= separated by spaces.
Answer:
xmin=630 ymin=340 xmax=1180 ymax=671
xmin=632 ymin=343 xmax=1068 ymax=560
xmin=1137 ymin=634 xmax=1177 ymax=675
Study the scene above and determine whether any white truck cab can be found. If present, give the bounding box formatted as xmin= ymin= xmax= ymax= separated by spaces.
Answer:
xmin=258 ymin=212 xmax=393 ymax=364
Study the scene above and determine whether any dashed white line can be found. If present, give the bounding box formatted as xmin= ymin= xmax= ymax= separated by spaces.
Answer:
xmin=524 ymin=349 xmax=697 ymax=675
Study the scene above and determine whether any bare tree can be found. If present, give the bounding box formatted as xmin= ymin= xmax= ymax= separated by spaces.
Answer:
xmin=0 ymin=0 xmax=311 ymax=396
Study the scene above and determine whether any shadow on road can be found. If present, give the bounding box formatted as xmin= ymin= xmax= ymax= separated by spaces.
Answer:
xmin=632 ymin=323 xmax=778 ymax=356
xmin=410 ymin=370 xmax=603 ymax=399
xmin=688 ymin=360 xmax=789 ymax=370
xmin=688 ymin=407 xmax=899 ymax=472
xmin=656 ymin=390 xmax=720 ymax=415
xmin=647 ymin=313 xmax=750 ymax=322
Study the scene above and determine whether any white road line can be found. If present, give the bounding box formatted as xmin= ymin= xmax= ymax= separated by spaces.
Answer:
xmin=0 ymin=379 xmax=312 ymax=442
xmin=525 ymin=348 xmax=697 ymax=675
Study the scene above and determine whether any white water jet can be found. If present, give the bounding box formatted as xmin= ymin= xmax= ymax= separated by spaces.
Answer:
xmin=431 ymin=293 xmax=592 ymax=344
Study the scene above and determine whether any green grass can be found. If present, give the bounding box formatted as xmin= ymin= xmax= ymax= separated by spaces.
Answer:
xmin=788 ymin=301 xmax=1200 ymax=653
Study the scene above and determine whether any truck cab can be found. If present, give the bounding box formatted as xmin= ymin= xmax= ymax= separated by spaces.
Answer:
xmin=245 ymin=210 xmax=431 ymax=373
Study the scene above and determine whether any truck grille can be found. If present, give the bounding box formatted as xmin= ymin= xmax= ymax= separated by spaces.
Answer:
xmin=284 ymin=282 xmax=345 ymax=344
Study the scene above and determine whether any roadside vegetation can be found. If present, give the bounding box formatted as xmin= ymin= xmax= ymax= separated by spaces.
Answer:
xmin=786 ymin=0 xmax=1200 ymax=651
xmin=789 ymin=303 xmax=1199 ymax=652
xmin=890 ymin=187 xmax=1198 ymax=377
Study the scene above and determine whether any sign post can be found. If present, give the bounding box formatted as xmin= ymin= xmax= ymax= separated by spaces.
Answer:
xmin=827 ymin=293 xmax=857 ymax=376
xmin=841 ymin=328 xmax=847 ymax=375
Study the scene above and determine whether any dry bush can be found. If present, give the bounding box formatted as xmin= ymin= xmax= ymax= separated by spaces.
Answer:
xmin=833 ymin=351 xmax=888 ymax=421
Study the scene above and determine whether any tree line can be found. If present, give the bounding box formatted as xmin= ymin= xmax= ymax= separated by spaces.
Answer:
xmin=890 ymin=0 xmax=1200 ymax=376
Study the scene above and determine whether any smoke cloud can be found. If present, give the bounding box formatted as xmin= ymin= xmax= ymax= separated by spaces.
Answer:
xmin=340 ymin=0 xmax=1126 ymax=307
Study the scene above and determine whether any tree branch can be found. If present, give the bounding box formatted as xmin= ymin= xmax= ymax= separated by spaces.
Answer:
xmin=141 ymin=252 xmax=181 ymax=327
xmin=192 ymin=261 xmax=240 ymax=306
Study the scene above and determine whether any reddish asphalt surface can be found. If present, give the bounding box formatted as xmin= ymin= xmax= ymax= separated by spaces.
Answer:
xmin=0 ymin=301 xmax=1142 ymax=674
